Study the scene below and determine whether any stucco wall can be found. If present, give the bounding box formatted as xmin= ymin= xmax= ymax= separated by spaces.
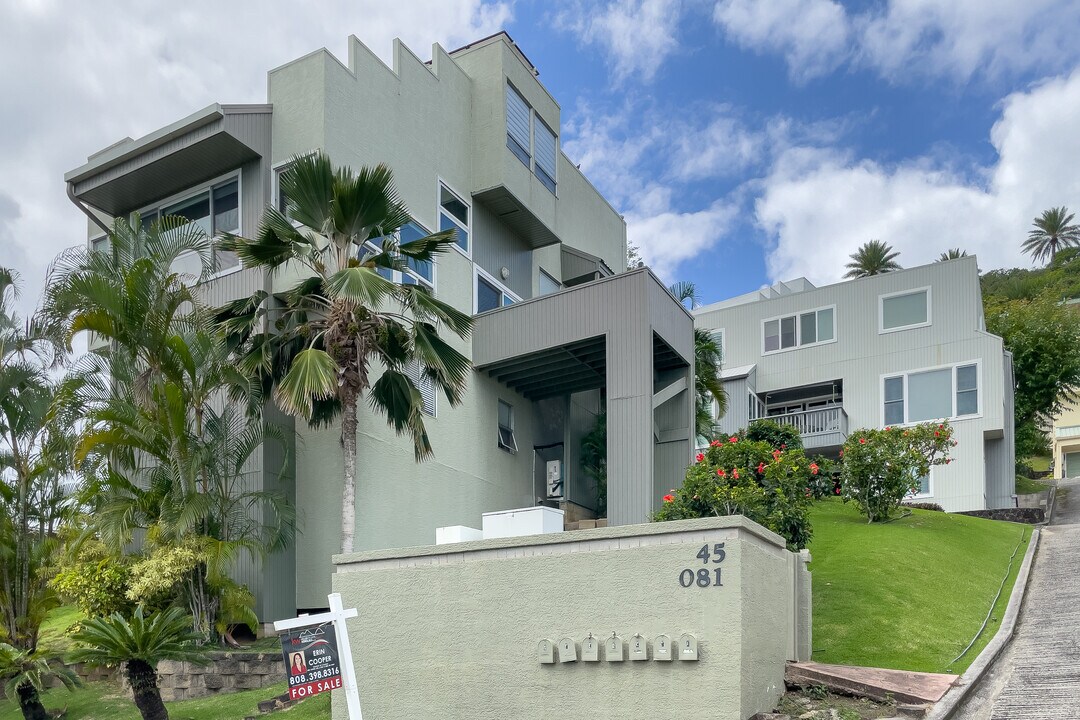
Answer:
xmin=332 ymin=516 xmax=810 ymax=720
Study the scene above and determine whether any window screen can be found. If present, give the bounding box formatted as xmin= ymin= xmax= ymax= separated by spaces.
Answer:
xmin=800 ymin=312 xmax=817 ymax=345
xmin=882 ymin=290 xmax=928 ymax=330
xmin=907 ymin=368 xmax=952 ymax=422
xmin=506 ymin=84 xmax=531 ymax=167
xmin=780 ymin=316 xmax=796 ymax=349
xmin=764 ymin=319 xmax=780 ymax=352
xmin=817 ymin=307 xmax=835 ymax=342
xmin=884 ymin=376 xmax=905 ymax=424
xmin=497 ymin=400 xmax=517 ymax=452
xmin=439 ymin=184 xmax=469 ymax=253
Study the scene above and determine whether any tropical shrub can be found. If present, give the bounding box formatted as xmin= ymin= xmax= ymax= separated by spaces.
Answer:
xmin=805 ymin=455 xmax=840 ymax=499
xmin=744 ymin=419 xmax=803 ymax=451
xmin=0 ymin=643 xmax=79 ymax=720
xmin=50 ymin=539 xmax=134 ymax=620
xmin=839 ymin=423 xmax=956 ymax=523
xmin=653 ymin=436 xmax=818 ymax=550
xmin=71 ymin=606 xmax=207 ymax=720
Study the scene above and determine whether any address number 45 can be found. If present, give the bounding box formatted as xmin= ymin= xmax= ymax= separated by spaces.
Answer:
xmin=678 ymin=543 xmax=725 ymax=588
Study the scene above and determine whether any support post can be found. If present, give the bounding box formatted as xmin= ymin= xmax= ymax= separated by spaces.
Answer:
xmin=329 ymin=593 xmax=364 ymax=720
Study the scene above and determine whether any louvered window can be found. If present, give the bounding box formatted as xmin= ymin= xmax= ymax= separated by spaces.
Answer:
xmin=404 ymin=360 xmax=436 ymax=416
xmin=506 ymin=84 xmax=531 ymax=167
xmin=534 ymin=119 xmax=557 ymax=193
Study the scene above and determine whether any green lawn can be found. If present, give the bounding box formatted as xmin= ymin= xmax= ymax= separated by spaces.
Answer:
xmin=808 ymin=500 xmax=1030 ymax=675
xmin=0 ymin=680 xmax=329 ymax=720
xmin=1015 ymin=475 xmax=1050 ymax=495
xmin=1024 ymin=454 xmax=1052 ymax=473
xmin=35 ymin=605 xmax=85 ymax=655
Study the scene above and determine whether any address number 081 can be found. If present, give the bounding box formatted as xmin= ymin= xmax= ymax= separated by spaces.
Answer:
xmin=678 ymin=543 xmax=725 ymax=588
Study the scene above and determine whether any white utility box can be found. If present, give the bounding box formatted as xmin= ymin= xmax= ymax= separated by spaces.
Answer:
xmin=434 ymin=525 xmax=484 ymax=545
xmin=481 ymin=506 xmax=564 ymax=539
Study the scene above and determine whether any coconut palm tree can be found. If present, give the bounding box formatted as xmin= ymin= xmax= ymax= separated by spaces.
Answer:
xmin=216 ymin=153 xmax=472 ymax=554
xmin=71 ymin=607 xmax=206 ymax=720
xmin=937 ymin=248 xmax=967 ymax=261
xmin=843 ymin=240 xmax=902 ymax=278
xmin=0 ymin=643 xmax=79 ymax=720
xmin=667 ymin=282 xmax=727 ymax=439
xmin=1023 ymin=207 xmax=1080 ymax=265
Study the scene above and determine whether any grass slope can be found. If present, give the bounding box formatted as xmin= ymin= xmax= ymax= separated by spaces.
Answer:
xmin=808 ymin=500 xmax=1030 ymax=674
xmin=0 ymin=680 xmax=329 ymax=720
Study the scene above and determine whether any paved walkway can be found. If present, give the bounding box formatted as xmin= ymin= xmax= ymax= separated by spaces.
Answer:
xmin=954 ymin=477 xmax=1080 ymax=719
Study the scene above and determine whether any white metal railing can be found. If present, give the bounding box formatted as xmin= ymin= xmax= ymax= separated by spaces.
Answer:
xmin=768 ymin=406 xmax=848 ymax=438
xmin=748 ymin=392 xmax=767 ymax=422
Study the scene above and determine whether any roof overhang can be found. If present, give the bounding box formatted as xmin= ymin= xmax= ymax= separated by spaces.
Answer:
xmin=65 ymin=103 xmax=272 ymax=216
xmin=473 ymin=184 xmax=560 ymax=249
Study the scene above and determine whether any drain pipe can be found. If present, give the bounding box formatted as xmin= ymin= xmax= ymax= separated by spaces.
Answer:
xmin=66 ymin=181 xmax=112 ymax=236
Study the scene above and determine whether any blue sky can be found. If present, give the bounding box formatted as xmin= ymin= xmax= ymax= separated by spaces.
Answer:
xmin=4 ymin=0 xmax=1080 ymax=314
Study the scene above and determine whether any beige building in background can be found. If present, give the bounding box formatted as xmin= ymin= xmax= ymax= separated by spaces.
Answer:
xmin=1051 ymin=399 xmax=1080 ymax=477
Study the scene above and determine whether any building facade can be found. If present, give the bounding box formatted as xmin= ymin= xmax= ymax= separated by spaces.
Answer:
xmin=64 ymin=33 xmax=696 ymax=619
xmin=694 ymin=257 xmax=1015 ymax=513
xmin=1051 ymin=400 xmax=1080 ymax=478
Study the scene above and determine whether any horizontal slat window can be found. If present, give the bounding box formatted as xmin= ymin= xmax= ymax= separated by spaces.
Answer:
xmin=534 ymin=119 xmax=557 ymax=193
xmin=403 ymin=360 xmax=436 ymax=416
xmin=506 ymin=84 xmax=531 ymax=167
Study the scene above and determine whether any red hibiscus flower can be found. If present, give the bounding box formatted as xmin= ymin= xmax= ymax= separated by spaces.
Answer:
xmin=729 ymin=436 xmax=739 ymax=443
xmin=810 ymin=462 xmax=819 ymax=475
xmin=696 ymin=452 xmax=705 ymax=463
xmin=732 ymin=469 xmax=740 ymax=479
xmin=834 ymin=487 xmax=841 ymax=495
xmin=757 ymin=462 xmax=766 ymax=474
xmin=717 ymin=469 xmax=726 ymax=477
xmin=859 ymin=437 xmax=867 ymax=444
xmin=662 ymin=494 xmax=674 ymax=503
xmin=710 ymin=440 xmax=722 ymax=447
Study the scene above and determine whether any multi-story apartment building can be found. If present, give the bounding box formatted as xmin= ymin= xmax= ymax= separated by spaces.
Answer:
xmin=694 ymin=257 xmax=1015 ymax=513
xmin=64 ymin=33 xmax=697 ymax=619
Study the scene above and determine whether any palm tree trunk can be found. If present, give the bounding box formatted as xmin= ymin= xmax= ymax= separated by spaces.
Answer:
xmin=16 ymin=682 xmax=49 ymax=720
xmin=126 ymin=659 xmax=170 ymax=720
xmin=340 ymin=388 xmax=358 ymax=555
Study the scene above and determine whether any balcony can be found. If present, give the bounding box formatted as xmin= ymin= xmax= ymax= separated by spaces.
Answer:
xmin=760 ymin=406 xmax=848 ymax=451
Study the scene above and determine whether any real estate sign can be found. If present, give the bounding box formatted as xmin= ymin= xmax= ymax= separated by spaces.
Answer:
xmin=280 ymin=622 xmax=342 ymax=700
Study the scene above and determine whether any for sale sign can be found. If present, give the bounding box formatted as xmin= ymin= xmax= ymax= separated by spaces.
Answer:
xmin=280 ymin=622 xmax=343 ymax=700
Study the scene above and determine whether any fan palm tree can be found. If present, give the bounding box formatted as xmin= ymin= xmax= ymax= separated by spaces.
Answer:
xmin=216 ymin=153 xmax=472 ymax=554
xmin=843 ymin=240 xmax=902 ymax=278
xmin=667 ymin=282 xmax=727 ymax=439
xmin=937 ymin=248 xmax=967 ymax=261
xmin=1023 ymin=207 xmax=1080 ymax=265
xmin=71 ymin=607 xmax=206 ymax=720
xmin=0 ymin=643 xmax=79 ymax=720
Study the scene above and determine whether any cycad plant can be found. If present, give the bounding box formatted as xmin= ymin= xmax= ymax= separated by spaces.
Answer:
xmin=217 ymin=153 xmax=473 ymax=554
xmin=71 ymin=607 xmax=206 ymax=720
xmin=0 ymin=643 xmax=79 ymax=720
xmin=843 ymin=240 xmax=902 ymax=278
xmin=1023 ymin=207 xmax=1080 ymax=265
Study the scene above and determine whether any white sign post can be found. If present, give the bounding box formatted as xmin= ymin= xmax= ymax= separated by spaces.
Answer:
xmin=274 ymin=592 xmax=363 ymax=720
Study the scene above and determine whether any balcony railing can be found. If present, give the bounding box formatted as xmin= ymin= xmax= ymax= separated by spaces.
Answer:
xmin=769 ymin=406 xmax=848 ymax=442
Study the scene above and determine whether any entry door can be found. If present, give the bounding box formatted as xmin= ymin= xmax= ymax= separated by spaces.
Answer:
xmin=1066 ymin=452 xmax=1080 ymax=478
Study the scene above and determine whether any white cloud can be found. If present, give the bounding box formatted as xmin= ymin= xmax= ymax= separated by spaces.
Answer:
xmin=713 ymin=0 xmax=850 ymax=81
xmin=626 ymin=198 xmax=739 ymax=280
xmin=712 ymin=0 xmax=1080 ymax=84
xmin=669 ymin=109 xmax=764 ymax=181
xmin=0 ymin=0 xmax=511 ymax=320
xmin=556 ymin=0 xmax=684 ymax=83
xmin=758 ymin=68 xmax=1080 ymax=285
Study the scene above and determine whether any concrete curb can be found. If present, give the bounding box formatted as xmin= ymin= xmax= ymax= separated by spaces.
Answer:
xmin=1044 ymin=483 xmax=1058 ymax=525
xmin=923 ymin=526 xmax=1040 ymax=720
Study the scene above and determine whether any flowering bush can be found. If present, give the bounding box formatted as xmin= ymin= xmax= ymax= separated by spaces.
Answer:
xmin=653 ymin=436 xmax=815 ymax=550
xmin=839 ymin=422 xmax=956 ymax=523
xmin=805 ymin=455 xmax=840 ymax=499
xmin=744 ymin=419 xmax=804 ymax=451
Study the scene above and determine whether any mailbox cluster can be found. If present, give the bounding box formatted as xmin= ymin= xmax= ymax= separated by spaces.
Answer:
xmin=538 ymin=633 xmax=698 ymax=664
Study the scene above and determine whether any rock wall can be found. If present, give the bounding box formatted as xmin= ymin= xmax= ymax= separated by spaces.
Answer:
xmin=957 ymin=507 xmax=1045 ymax=524
xmin=156 ymin=652 xmax=284 ymax=701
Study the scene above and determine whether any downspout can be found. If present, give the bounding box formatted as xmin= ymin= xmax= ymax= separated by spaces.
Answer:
xmin=66 ymin=181 xmax=111 ymax=236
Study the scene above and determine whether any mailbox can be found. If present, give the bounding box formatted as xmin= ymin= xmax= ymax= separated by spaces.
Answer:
xmin=581 ymin=635 xmax=600 ymax=662
xmin=605 ymin=634 xmax=625 ymax=662
xmin=678 ymin=633 xmax=698 ymax=661
xmin=630 ymin=634 xmax=648 ymax=661
xmin=558 ymin=638 xmax=577 ymax=663
xmin=654 ymin=634 xmax=673 ymax=661
xmin=538 ymin=639 xmax=555 ymax=664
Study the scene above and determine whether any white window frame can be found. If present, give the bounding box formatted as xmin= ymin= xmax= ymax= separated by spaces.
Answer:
xmin=473 ymin=265 xmax=521 ymax=315
xmin=436 ymin=177 xmax=472 ymax=259
xmin=710 ymin=328 xmax=726 ymax=364
xmin=497 ymin=399 xmax=517 ymax=453
xmin=89 ymin=233 xmax=108 ymax=253
xmin=879 ymin=286 xmax=932 ymax=334
xmin=761 ymin=305 xmax=837 ymax=355
xmin=879 ymin=359 xmax=983 ymax=427
xmin=910 ymin=469 xmax=933 ymax=499
xmin=272 ymin=152 xmax=320 ymax=229
xmin=133 ymin=169 xmax=243 ymax=281
xmin=362 ymin=216 xmax=436 ymax=292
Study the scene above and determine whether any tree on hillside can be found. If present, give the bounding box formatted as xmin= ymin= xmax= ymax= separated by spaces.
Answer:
xmin=627 ymin=243 xmax=646 ymax=270
xmin=938 ymin=248 xmax=968 ymax=261
xmin=216 ymin=154 xmax=472 ymax=555
xmin=984 ymin=293 xmax=1080 ymax=459
xmin=1022 ymin=207 xmax=1080 ymax=265
xmin=843 ymin=240 xmax=902 ymax=278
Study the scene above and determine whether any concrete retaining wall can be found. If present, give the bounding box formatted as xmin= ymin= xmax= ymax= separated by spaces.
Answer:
xmin=155 ymin=652 xmax=283 ymax=701
xmin=333 ymin=516 xmax=812 ymax=720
